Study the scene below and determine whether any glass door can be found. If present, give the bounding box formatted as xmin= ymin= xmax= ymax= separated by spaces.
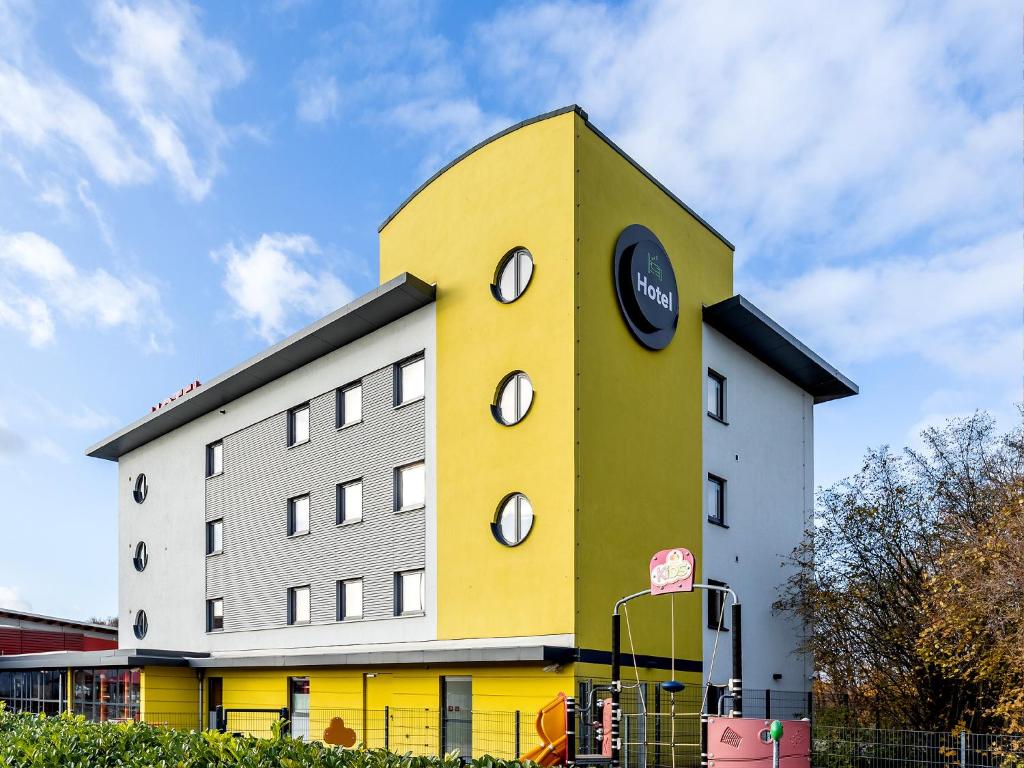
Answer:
xmin=442 ymin=676 xmax=472 ymax=758
xmin=289 ymin=677 xmax=311 ymax=741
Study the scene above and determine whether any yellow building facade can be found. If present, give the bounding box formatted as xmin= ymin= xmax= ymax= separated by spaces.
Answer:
xmin=1 ymin=106 xmax=856 ymax=756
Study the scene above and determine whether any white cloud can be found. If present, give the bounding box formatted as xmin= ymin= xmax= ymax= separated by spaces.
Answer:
xmin=0 ymin=0 xmax=247 ymax=201
xmin=215 ymin=233 xmax=356 ymax=342
xmin=386 ymin=98 xmax=509 ymax=172
xmin=296 ymin=75 xmax=340 ymax=124
xmin=90 ymin=0 xmax=248 ymax=201
xmin=292 ymin=2 xmax=510 ymax=164
xmin=36 ymin=179 xmax=69 ymax=212
xmin=472 ymin=1 xmax=1017 ymax=258
xmin=0 ymin=586 xmax=31 ymax=612
xmin=0 ymin=231 xmax=168 ymax=347
xmin=75 ymin=179 xmax=116 ymax=249
xmin=0 ymin=289 xmax=54 ymax=346
xmin=748 ymin=230 xmax=1020 ymax=377
xmin=0 ymin=61 xmax=152 ymax=186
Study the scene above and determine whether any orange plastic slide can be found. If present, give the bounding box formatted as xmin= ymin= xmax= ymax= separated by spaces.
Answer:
xmin=521 ymin=693 xmax=569 ymax=766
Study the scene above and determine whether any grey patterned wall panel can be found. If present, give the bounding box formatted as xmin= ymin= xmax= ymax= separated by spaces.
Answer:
xmin=205 ymin=362 xmax=425 ymax=632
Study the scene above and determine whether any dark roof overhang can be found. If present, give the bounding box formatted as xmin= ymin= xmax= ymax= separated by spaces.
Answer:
xmin=0 ymin=648 xmax=207 ymax=670
xmin=87 ymin=273 xmax=435 ymax=461
xmin=703 ymin=294 xmax=858 ymax=404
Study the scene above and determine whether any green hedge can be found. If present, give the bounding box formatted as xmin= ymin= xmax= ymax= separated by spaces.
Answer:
xmin=0 ymin=707 xmax=535 ymax=768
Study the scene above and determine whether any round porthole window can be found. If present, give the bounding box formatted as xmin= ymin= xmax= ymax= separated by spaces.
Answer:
xmin=133 ymin=610 xmax=148 ymax=640
xmin=132 ymin=474 xmax=148 ymax=504
xmin=491 ymin=371 xmax=534 ymax=426
xmin=133 ymin=541 xmax=148 ymax=572
xmin=491 ymin=493 xmax=534 ymax=547
xmin=491 ymin=247 xmax=534 ymax=303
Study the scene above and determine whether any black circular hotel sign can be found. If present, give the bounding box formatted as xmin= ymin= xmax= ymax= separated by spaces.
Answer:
xmin=613 ymin=224 xmax=679 ymax=350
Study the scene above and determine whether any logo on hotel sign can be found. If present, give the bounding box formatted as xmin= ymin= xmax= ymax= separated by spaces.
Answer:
xmin=650 ymin=547 xmax=695 ymax=595
xmin=613 ymin=224 xmax=679 ymax=350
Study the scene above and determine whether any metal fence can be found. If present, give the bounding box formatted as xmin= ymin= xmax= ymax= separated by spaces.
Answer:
xmin=9 ymin=695 xmax=1024 ymax=766
xmin=814 ymin=727 xmax=1024 ymax=768
xmin=143 ymin=707 xmax=521 ymax=759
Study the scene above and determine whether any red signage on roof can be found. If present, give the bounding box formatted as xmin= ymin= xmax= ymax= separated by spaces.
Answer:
xmin=152 ymin=379 xmax=201 ymax=413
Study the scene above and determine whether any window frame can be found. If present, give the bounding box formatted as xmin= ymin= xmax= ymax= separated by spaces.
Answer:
xmin=394 ymin=461 xmax=426 ymax=512
xmin=393 ymin=353 xmax=426 ymax=407
xmin=490 ymin=246 xmax=535 ymax=303
xmin=490 ymin=370 xmax=535 ymax=426
xmin=132 ymin=541 xmax=148 ymax=572
xmin=707 ymin=578 xmax=730 ymax=631
xmin=706 ymin=473 xmax=727 ymax=528
xmin=707 ymin=368 xmax=727 ymax=424
xmin=206 ymin=519 xmax=224 ymax=556
xmin=336 ymin=381 xmax=363 ymax=429
xmin=287 ymin=494 xmax=311 ymax=537
xmin=132 ymin=610 xmax=148 ymax=640
xmin=337 ymin=578 xmax=364 ymax=621
xmin=287 ymin=403 xmax=311 ymax=447
xmin=336 ymin=478 xmax=364 ymax=525
xmin=132 ymin=474 xmax=148 ymax=504
xmin=206 ymin=441 xmax=224 ymax=477
xmin=288 ymin=585 xmax=311 ymax=626
xmin=394 ymin=569 xmax=425 ymax=616
xmin=206 ymin=597 xmax=224 ymax=633
xmin=491 ymin=492 xmax=535 ymax=547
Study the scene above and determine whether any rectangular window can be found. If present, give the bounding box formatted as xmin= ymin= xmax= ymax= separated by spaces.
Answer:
xmin=288 ymin=403 xmax=310 ymax=446
xmin=206 ymin=441 xmax=223 ymax=476
xmin=706 ymin=474 xmax=726 ymax=526
xmin=395 ymin=461 xmax=426 ymax=511
xmin=288 ymin=494 xmax=310 ymax=536
xmin=336 ymin=382 xmax=363 ymax=428
xmin=206 ymin=519 xmax=223 ymax=555
xmin=707 ymin=579 xmax=730 ymax=630
xmin=207 ymin=598 xmax=224 ymax=632
xmin=395 ymin=569 xmax=425 ymax=616
xmin=395 ymin=354 xmax=425 ymax=406
xmin=707 ymin=369 xmax=727 ymax=422
xmin=337 ymin=578 xmax=363 ymax=620
xmin=288 ymin=585 xmax=311 ymax=625
xmin=336 ymin=479 xmax=363 ymax=525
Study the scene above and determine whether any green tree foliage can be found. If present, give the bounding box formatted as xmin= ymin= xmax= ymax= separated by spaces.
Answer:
xmin=775 ymin=411 xmax=1024 ymax=731
xmin=0 ymin=705 xmax=533 ymax=768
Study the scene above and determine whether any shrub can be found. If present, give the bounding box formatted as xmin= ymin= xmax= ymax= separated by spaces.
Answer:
xmin=0 ymin=705 xmax=535 ymax=768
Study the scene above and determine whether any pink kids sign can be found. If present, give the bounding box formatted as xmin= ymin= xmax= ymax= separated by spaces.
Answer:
xmin=650 ymin=548 xmax=695 ymax=595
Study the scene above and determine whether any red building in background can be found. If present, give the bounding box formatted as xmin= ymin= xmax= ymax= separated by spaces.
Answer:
xmin=0 ymin=608 xmax=117 ymax=655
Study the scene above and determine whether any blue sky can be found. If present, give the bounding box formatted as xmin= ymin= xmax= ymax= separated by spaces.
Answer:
xmin=0 ymin=0 xmax=1018 ymax=620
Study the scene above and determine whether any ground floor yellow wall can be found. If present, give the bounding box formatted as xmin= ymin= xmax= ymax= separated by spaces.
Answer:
xmin=137 ymin=660 xmax=698 ymax=714
xmin=137 ymin=661 xmax=575 ymax=755
xmin=134 ymin=660 xmax=701 ymax=756
xmin=140 ymin=665 xmax=199 ymax=725
xmin=209 ymin=662 xmax=574 ymax=712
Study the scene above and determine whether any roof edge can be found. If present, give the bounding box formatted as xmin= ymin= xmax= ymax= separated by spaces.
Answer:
xmin=377 ymin=104 xmax=734 ymax=251
xmin=86 ymin=272 xmax=436 ymax=461
xmin=378 ymin=105 xmax=586 ymax=233
xmin=703 ymin=294 xmax=858 ymax=403
xmin=0 ymin=608 xmax=118 ymax=635
xmin=0 ymin=648 xmax=206 ymax=670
